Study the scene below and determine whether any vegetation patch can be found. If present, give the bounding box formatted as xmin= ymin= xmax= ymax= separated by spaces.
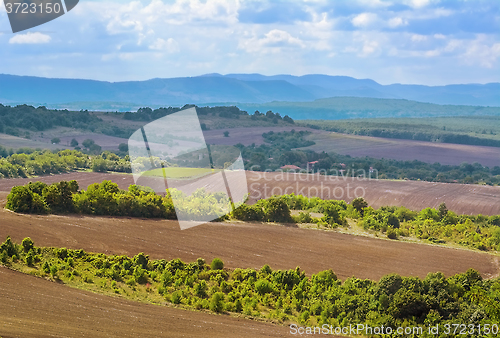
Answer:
xmin=1 ymin=237 xmax=499 ymax=334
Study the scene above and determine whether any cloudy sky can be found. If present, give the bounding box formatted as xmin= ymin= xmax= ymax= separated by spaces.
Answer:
xmin=0 ymin=0 xmax=498 ymax=85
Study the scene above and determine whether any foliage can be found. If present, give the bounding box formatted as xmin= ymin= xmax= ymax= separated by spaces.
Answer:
xmin=3 ymin=237 xmax=500 ymax=337
xmin=210 ymin=258 xmax=224 ymax=271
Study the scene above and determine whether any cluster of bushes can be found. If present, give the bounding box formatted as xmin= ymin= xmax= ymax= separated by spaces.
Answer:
xmin=357 ymin=203 xmax=500 ymax=251
xmin=6 ymin=180 xmax=176 ymax=218
xmin=2 ymin=237 xmax=499 ymax=335
xmin=0 ymin=149 xmax=132 ymax=178
xmin=262 ymin=130 xmax=314 ymax=149
xmin=0 ymin=150 xmax=90 ymax=178
xmin=251 ymin=110 xmax=294 ymax=124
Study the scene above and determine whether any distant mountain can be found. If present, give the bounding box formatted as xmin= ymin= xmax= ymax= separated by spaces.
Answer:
xmin=0 ymin=73 xmax=498 ymax=112
xmin=237 ymin=97 xmax=500 ymax=120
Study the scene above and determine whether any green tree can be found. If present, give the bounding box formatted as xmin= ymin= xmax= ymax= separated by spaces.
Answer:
xmin=118 ymin=143 xmax=128 ymax=152
xmin=352 ymin=197 xmax=368 ymax=216
xmin=438 ymin=203 xmax=448 ymax=219
xmin=70 ymin=138 xmax=79 ymax=147
xmin=211 ymin=258 xmax=224 ymax=270
xmin=51 ymin=137 xmax=61 ymax=144
xmin=223 ymin=131 xmax=230 ymax=137
xmin=21 ymin=237 xmax=34 ymax=252
xmin=262 ymin=197 xmax=292 ymax=223
xmin=82 ymin=139 xmax=95 ymax=149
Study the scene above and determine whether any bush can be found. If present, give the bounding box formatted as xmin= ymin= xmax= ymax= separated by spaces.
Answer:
xmin=211 ymin=258 xmax=224 ymax=271
xmin=232 ymin=204 xmax=264 ymax=222
xmin=22 ymin=237 xmax=34 ymax=252
xmin=209 ymin=292 xmax=225 ymax=312
xmin=261 ymin=196 xmax=293 ymax=223
xmin=255 ymin=279 xmax=274 ymax=295
xmin=387 ymin=228 xmax=398 ymax=239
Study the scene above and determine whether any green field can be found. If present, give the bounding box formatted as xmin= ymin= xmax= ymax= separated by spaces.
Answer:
xmin=142 ymin=167 xmax=219 ymax=179
xmin=298 ymin=116 xmax=500 ymax=147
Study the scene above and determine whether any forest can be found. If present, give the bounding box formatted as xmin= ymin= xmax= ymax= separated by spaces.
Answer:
xmin=1 ymin=236 xmax=499 ymax=338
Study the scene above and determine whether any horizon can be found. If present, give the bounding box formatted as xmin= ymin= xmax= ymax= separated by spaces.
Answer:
xmin=1 ymin=72 xmax=498 ymax=87
xmin=1 ymin=0 xmax=499 ymax=86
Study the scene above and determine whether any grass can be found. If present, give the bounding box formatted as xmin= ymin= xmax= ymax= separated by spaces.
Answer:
xmin=142 ymin=167 xmax=219 ymax=179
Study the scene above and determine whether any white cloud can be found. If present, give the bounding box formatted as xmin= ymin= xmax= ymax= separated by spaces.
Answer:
xmin=239 ymin=29 xmax=305 ymax=53
xmin=351 ymin=13 xmax=378 ymax=27
xmin=9 ymin=32 xmax=51 ymax=44
xmin=149 ymin=38 xmax=180 ymax=53
xmin=411 ymin=34 xmax=427 ymax=42
xmin=406 ymin=0 xmax=431 ymax=8
xmin=388 ymin=17 xmax=407 ymax=28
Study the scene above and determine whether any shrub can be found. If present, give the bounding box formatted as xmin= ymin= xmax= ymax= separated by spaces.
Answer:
xmin=209 ymin=292 xmax=225 ymax=312
xmin=387 ymin=228 xmax=398 ymax=240
xmin=262 ymin=196 xmax=293 ymax=223
xmin=211 ymin=258 xmax=224 ymax=271
xmin=21 ymin=237 xmax=34 ymax=252
xmin=255 ymin=279 xmax=274 ymax=295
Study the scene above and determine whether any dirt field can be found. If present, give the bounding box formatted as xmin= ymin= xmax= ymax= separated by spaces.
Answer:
xmin=0 ymin=267 xmax=295 ymax=338
xmin=303 ymin=132 xmax=500 ymax=167
xmin=203 ymin=126 xmax=316 ymax=146
xmin=0 ymin=133 xmax=70 ymax=151
xmin=1 ymin=172 xmax=499 ymax=338
xmin=1 ymin=191 xmax=498 ymax=281
xmin=1 ymin=171 xmax=499 ymax=215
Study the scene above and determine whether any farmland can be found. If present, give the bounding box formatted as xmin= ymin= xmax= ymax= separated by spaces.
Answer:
xmin=300 ymin=132 xmax=500 ymax=167
xmin=0 ymin=267 xmax=291 ymax=338
xmin=1 ymin=171 xmax=498 ymax=216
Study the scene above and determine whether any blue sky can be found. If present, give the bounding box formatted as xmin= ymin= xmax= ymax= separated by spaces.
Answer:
xmin=0 ymin=0 xmax=498 ymax=85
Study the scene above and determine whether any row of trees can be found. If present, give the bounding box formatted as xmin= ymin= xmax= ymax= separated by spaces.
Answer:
xmin=0 ymin=149 xmax=131 ymax=178
xmin=123 ymin=105 xmax=295 ymax=124
xmin=2 ymin=237 xmax=499 ymax=336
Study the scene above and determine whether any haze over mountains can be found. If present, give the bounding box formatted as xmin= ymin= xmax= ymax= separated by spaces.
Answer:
xmin=0 ymin=73 xmax=498 ymax=114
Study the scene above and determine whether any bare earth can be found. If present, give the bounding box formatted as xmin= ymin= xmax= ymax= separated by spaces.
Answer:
xmin=304 ymin=132 xmax=500 ymax=167
xmin=0 ymin=267 xmax=292 ymax=338
xmin=1 ymin=171 xmax=499 ymax=215
xmin=1 ymin=171 xmax=499 ymax=338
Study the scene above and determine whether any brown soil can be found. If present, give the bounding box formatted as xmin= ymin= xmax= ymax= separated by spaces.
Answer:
xmin=304 ymin=132 xmax=500 ymax=167
xmin=0 ymin=267 xmax=293 ymax=338
xmin=0 ymin=192 xmax=497 ymax=281
xmin=1 ymin=171 xmax=499 ymax=338
xmin=1 ymin=171 xmax=499 ymax=215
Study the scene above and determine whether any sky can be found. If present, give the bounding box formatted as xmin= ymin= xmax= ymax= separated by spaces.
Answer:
xmin=0 ymin=0 xmax=498 ymax=85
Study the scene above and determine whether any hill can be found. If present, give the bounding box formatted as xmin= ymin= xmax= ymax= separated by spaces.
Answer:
xmin=1 ymin=73 xmax=499 ymax=111
xmin=238 ymin=97 xmax=500 ymax=120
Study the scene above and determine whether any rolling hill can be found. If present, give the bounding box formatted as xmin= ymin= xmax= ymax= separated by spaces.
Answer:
xmin=0 ymin=73 xmax=499 ymax=112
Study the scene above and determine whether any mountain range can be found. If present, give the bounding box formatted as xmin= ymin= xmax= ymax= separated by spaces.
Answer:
xmin=0 ymin=73 xmax=498 ymax=112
